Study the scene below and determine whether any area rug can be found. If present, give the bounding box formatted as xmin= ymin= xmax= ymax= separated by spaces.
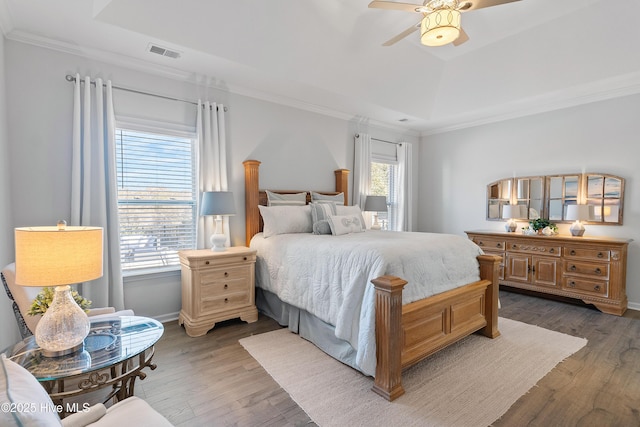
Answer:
xmin=239 ymin=317 xmax=587 ymax=427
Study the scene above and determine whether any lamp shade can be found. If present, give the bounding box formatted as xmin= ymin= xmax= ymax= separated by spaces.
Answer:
xmin=421 ymin=9 xmax=461 ymax=47
xmin=364 ymin=195 xmax=388 ymax=212
xmin=566 ymin=204 xmax=594 ymax=221
xmin=15 ymin=226 xmax=103 ymax=287
xmin=502 ymin=205 xmax=519 ymax=219
xmin=201 ymin=191 xmax=236 ymax=216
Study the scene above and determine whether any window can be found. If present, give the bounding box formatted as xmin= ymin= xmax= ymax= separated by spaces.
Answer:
xmin=370 ymin=159 xmax=399 ymax=231
xmin=115 ymin=127 xmax=197 ymax=272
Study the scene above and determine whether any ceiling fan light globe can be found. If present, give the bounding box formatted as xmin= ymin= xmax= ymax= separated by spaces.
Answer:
xmin=421 ymin=9 xmax=461 ymax=46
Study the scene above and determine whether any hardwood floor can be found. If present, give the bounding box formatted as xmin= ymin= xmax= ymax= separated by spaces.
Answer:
xmin=139 ymin=291 xmax=640 ymax=426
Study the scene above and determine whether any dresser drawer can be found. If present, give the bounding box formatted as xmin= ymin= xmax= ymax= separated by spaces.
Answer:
xmin=564 ymin=261 xmax=609 ymax=279
xmin=564 ymin=247 xmax=610 ymax=261
xmin=470 ymin=237 xmax=506 ymax=252
xmin=563 ymin=277 xmax=608 ymax=296
xmin=507 ymin=242 xmax=561 ymax=257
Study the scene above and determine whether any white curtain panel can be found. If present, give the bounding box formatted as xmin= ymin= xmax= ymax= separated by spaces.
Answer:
xmin=71 ymin=74 xmax=124 ymax=310
xmin=353 ymin=133 xmax=372 ymax=210
xmin=196 ymin=101 xmax=230 ymax=249
xmin=396 ymin=142 xmax=414 ymax=231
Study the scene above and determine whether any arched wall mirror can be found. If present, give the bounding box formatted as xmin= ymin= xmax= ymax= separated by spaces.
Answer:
xmin=487 ymin=173 xmax=625 ymax=225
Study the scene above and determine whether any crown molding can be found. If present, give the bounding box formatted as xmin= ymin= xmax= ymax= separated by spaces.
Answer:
xmin=5 ymin=29 xmax=420 ymax=137
xmin=421 ymin=71 xmax=640 ymax=136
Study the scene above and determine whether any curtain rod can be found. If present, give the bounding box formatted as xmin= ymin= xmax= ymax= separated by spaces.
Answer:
xmin=355 ymin=133 xmax=401 ymax=145
xmin=65 ymin=74 xmax=228 ymax=112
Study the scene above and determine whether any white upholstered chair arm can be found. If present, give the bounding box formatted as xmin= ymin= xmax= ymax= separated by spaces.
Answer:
xmin=60 ymin=404 xmax=107 ymax=427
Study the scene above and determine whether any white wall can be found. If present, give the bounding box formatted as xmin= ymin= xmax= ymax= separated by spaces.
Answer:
xmin=419 ymin=94 xmax=640 ymax=308
xmin=1 ymin=40 xmax=420 ymax=341
xmin=0 ymin=33 xmax=19 ymax=349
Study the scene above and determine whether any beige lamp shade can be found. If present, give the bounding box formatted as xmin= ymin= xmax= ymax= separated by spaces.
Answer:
xmin=566 ymin=204 xmax=594 ymax=221
xmin=15 ymin=226 xmax=103 ymax=286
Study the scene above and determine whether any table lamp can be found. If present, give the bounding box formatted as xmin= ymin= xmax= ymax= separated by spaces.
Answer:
xmin=566 ymin=204 xmax=594 ymax=237
xmin=502 ymin=205 xmax=519 ymax=232
xmin=364 ymin=195 xmax=388 ymax=230
xmin=201 ymin=191 xmax=236 ymax=251
xmin=14 ymin=222 xmax=103 ymax=357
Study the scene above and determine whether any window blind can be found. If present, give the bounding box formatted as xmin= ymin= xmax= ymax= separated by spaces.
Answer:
xmin=115 ymin=128 xmax=197 ymax=271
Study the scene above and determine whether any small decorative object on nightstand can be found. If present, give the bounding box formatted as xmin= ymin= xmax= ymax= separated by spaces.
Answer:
xmin=178 ymin=246 xmax=258 ymax=337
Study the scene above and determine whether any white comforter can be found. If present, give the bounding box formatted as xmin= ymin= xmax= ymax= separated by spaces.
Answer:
xmin=251 ymin=230 xmax=483 ymax=376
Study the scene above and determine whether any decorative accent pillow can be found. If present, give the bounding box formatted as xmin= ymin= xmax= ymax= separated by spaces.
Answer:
xmin=310 ymin=202 xmax=337 ymax=235
xmin=311 ymin=191 xmax=344 ymax=204
xmin=335 ymin=205 xmax=367 ymax=231
xmin=0 ymin=355 xmax=62 ymax=427
xmin=266 ymin=190 xmax=307 ymax=206
xmin=327 ymin=214 xmax=365 ymax=236
xmin=258 ymin=205 xmax=312 ymax=237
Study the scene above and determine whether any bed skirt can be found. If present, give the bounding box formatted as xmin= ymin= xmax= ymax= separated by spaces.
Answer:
xmin=256 ymin=287 xmax=365 ymax=375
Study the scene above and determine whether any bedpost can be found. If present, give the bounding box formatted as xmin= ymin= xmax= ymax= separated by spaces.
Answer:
xmin=477 ymin=254 xmax=501 ymax=339
xmin=371 ymin=275 xmax=407 ymax=401
xmin=244 ymin=160 xmax=261 ymax=247
xmin=334 ymin=169 xmax=349 ymax=205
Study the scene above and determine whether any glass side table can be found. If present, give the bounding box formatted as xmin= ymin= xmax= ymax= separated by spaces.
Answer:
xmin=2 ymin=316 xmax=163 ymax=417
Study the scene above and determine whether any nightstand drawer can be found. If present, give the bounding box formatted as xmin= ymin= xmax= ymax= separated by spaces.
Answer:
xmin=201 ymin=277 xmax=250 ymax=297
xmin=564 ymin=261 xmax=609 ymax=279
xmin=564 ymin=247 xmax=610 ymax=261
xmin=201 ymin=291 xmax=251 ymax=312
xmin=199 ymin=266 xmax=251 ymax=284
xmin=192 ymin=253 xmax=255 ymax=269
xmin=563 ymin=277 xmax=608 ymax=296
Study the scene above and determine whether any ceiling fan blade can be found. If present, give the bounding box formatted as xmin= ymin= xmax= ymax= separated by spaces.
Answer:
xmin=452 ymin=28 xmax=469 ymax=46
xmin=382 ymin=23 xmax=420 ymax=46
xmin=458 ymin=0 xmax=521 ymax=11
xmin=368 ymin=1 xmax=423 ymax=13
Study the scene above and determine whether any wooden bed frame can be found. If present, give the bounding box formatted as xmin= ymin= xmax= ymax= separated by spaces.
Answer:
xmin=243 ymin=160 xmax=501 ymax=401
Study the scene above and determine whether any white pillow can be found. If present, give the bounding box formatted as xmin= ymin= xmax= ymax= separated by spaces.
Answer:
xmin=311 ymin=191 xmax=344 ymax=204
xmin=0 ymin=355 xmax=62 ymax=427
xmin=259 ymin=205 xmax=312 ymax=237
xmin=310 ymin=202 xmax=337 ymax=235
xmin=327 ymin=214 xmax=365 ymax=236
xmin=266 ymin=190 xmax=307 ymax=206
xmin=335 ymin=205 xmax=367 ymax=231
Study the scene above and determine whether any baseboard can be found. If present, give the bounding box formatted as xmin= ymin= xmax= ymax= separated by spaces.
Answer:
xmin=153 ymin=311 xmax=180 ymax=324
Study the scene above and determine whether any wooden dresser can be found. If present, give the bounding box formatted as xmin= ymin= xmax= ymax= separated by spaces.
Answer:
xmin=466 ymin=231 xmax=631 ymax=315
xmin=178 ymin=247 xmax=258 ymax=337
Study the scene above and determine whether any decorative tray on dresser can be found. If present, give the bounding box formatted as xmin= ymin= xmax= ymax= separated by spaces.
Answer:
xmin=465 ymin=230 xmax=632 ymax=315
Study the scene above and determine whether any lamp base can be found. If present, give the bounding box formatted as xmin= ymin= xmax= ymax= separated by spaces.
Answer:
xmin=34 ymin=285 xmax=90 ymax=358
xmin=210 ymin=233 xmax=227 ymax=251
xmin=505 ymin=219 xmax=517 ymax=232
xmin=570 ymin=221 xmax=586 ymax=237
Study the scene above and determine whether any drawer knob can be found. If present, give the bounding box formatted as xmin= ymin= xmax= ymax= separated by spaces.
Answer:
xmin=478 ymin=241 xmax=484 ymax=246
xmin=595 ymin=268 xmax=602 ymax=275
xmin=496 ymin=243 xmax=502 ymax=248
xmin=549 ymin=248 xmax=554 ymax=254
xmin=570 ymin=250 xmax=576 ymax=256
xmin=224 ymin=298 xmax=229 ymax=303
xmin=224 ymin=272 xmax=229 ymax=277
xmin=594 ymin=285 xmax=601 ymax=291
xmin=597 ymin=252 xmax=604 ymax=258
xmin=243 ymin=256 xmax=248 ymax=261
xmin=205 ymin=261 xmax=210 ymax=265
xmin=224 ymin=284 xmax=228 ymax=290
xmin=570 ymin=265 xmax=576 ymax=271
xmin=569 ymin=281 xmax=576 ymax=288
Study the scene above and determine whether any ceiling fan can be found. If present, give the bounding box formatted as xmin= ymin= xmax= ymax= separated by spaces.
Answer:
xmin=368 ymin=0 xmax=521 ymax=47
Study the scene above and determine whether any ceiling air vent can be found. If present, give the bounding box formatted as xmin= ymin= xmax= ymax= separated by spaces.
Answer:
xmin=147 ymin=43 xmax=182 ymax=59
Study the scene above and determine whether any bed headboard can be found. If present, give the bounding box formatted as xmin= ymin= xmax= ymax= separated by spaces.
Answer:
xmin=243 ymin=160 xmax=350 ymax=246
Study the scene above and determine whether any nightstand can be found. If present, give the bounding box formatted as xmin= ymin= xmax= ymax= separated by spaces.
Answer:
xmin=178 ymin=246 xmax=258 ymax=337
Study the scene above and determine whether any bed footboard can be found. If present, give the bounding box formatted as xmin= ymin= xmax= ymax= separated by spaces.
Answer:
xmin=371 ymin=254 xmax=501 ymax=401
